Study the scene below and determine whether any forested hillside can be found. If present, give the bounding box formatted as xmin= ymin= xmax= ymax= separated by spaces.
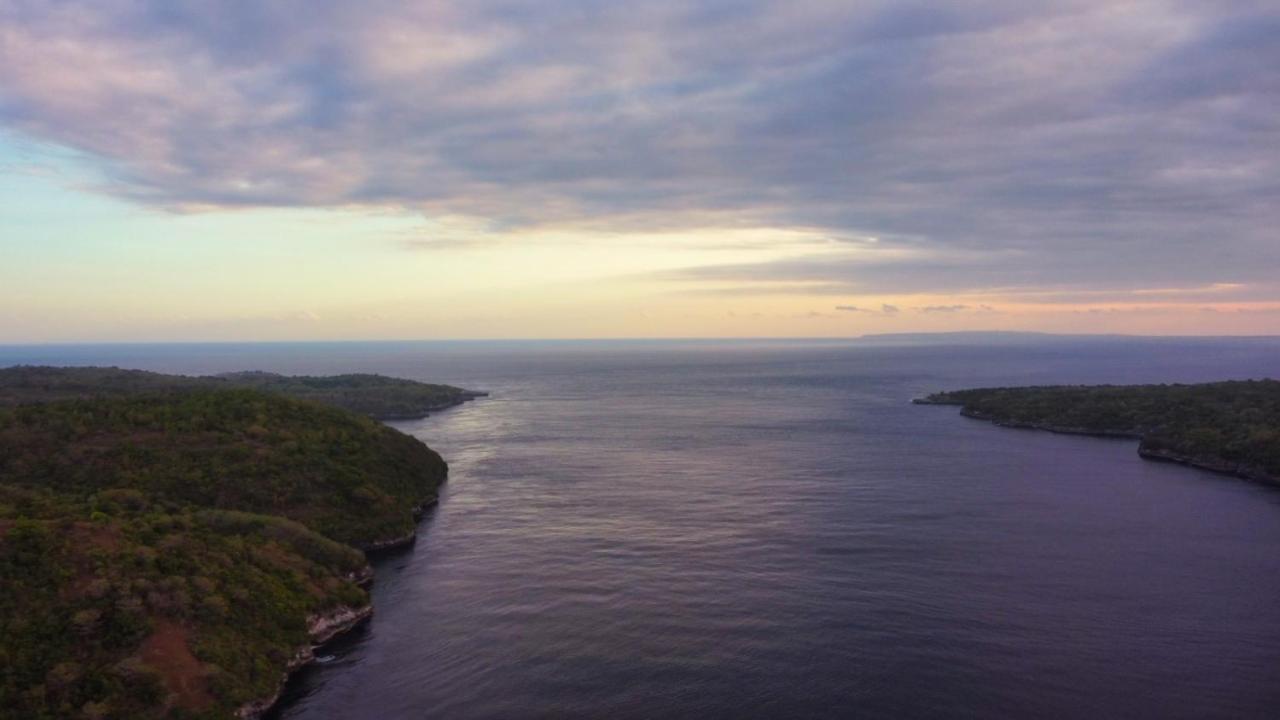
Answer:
xmin=920 ymin=380 xmax=1280 ymax=481
xmin=0 ymin=371 xmax=458 ymax=718
xmin=0 ymin=366 xmax=483 ymax=420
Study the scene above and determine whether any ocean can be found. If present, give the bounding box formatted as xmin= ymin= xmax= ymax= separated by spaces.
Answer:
xmin=4 ymin=337 xmax=1279 ymax=719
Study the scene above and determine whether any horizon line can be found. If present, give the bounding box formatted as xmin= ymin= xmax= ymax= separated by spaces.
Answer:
xmin=3 ymin=331 xmax=1280 ymax=348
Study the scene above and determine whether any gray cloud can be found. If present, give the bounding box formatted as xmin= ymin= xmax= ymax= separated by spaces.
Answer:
xmin=836 ymin=304 xmax=901 ymax=316
xmin=653 ymin=250 xmax=1280 ymax=302
xmin=1 ymin=1 xmax=1277 ymax=297
xmin=910 ymin=304 xmax=1002 ymax=315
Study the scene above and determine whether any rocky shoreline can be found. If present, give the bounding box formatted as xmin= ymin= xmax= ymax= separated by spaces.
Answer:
xmin=917 ymin=397 xmax=1279 ymax=486
xmin=234 ymin=389 xmax=469 ymax=718
xmin=236 ymin=604 xmax=375 ymax=719
xmin=238 ymin=492 xmax=441 ymax=717
xmin=1136 ymin=445 xmax=1277 ymax=485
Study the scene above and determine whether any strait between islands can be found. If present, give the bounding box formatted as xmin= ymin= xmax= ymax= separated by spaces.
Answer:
xmin=916 ymin=379 xmax=1280 ymax=485
xmin=7 ymin=369 xmax=1279 ymax=719
xmin=0 ymin=366 xmax=485 ymax=719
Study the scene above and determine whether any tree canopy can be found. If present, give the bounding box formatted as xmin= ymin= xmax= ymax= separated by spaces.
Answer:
xmin=922 ymin=380 xmax=1280 ymax=480
xmin=0 ymin=368 xmax=456 ymax=718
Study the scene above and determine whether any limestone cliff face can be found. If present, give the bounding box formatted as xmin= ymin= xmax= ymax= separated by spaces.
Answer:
xmin=238 ymin=494 xmax=440 ymax=717
xmin=345 ymin=564 xmax=375 ymax=587
xmin=308 ymin=604 xmax=374 ymax=646
xmin=236 ymin=604 xmax=375 ymax=719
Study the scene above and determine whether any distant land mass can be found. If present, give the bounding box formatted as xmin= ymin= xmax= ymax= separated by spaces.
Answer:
xmin=0 ymin=365 xmax=486 ymax=420
xmin=917 ymin=380 xmax=1280 ymax=484
xmin=0 ymin=367 xmax=482 ymax=718
xmin=857 ymin=331 xmax=1280 ymax=345
xmin=859 ymin=331 xmax=1055 ymax=342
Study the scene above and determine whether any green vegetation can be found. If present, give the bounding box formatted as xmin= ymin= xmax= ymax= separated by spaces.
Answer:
xmin=0 ymin=367 xmax=460 ymax=718
xmin=0 ymin=390 xmax=446 ymax=547
xmin=920 ymin=380 xmax=1280 ymax=481
xmin=216 ymin=371 xmax=485 ymax=419
xmin=1 ymin=486 xmax=369 ymax=719
xmin=0 ymin=366 xmax=483 ymax=420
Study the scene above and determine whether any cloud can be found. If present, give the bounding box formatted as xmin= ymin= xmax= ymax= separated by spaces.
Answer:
xmin=836 ymin=304 xmax=901 ymax=316
xmin=0 ymin=1 xmax=1277 ymax=301
xmin=652 ymin=250 xmax=1280 ymax=303
xmin=908 ymin=304 xmax=1000 ymax=314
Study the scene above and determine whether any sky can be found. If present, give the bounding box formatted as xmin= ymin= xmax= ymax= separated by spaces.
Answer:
xmin=1 ymin=0 xmax=1277 ymax=342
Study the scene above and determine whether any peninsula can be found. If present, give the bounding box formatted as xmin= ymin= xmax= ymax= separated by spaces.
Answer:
xmin=0 ymin=367 xmax=483 ymax=718
xmin=917 ymin=380 xmax=1280 ymax=484
xmin=0 ymin=366 xmax=485 ymax=421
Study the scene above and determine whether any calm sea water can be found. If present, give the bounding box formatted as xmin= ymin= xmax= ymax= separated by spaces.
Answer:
xmin=4 ymin=338 xmax=1280 ymax=718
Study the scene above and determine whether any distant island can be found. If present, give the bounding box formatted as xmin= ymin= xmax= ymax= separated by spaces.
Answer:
xmin=859 ymin=331 xmax=1058 ymax=343
xmin=917 ymin=380 xmax=1280 ymax=484
xmin=0 ymin=367 xmax=484 ymax=719
xmin=858 ymin=332 xmax=1280 ymax=345
xmin=0 ymin=365 xmax=486 ymax=420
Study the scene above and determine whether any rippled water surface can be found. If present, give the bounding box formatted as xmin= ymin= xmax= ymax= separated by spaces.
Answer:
xmin=6 ymin=338 xmax=1280 ymax=718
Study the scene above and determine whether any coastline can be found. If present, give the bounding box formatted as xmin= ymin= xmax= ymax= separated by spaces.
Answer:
xmin=916 ymin=397 xmax=1280 ymax=486
xmin=239 ymin=491 xmax=443 ymax=718
xmin=236 ymin=604 xmax=375 ymax=720
xmin=0 ymin=365 xmax=480 ymax=718
xmin=1135 ymin=445 xmax=1277 ymax=485
xmin=369 ymin=391 xmax=489 ymax=421
xmin=356 ymin=497 xmax=439 ymax=552
xmin=238 ymin=389 xmax=468 ymax=717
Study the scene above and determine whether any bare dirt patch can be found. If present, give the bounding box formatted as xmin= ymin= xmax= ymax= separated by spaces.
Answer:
xmin=139 ymin=620 xmax=214 ymax=712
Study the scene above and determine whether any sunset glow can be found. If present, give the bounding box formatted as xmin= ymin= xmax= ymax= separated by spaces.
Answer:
xmin=2 ymin=2 xmax=1277 ymax=341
